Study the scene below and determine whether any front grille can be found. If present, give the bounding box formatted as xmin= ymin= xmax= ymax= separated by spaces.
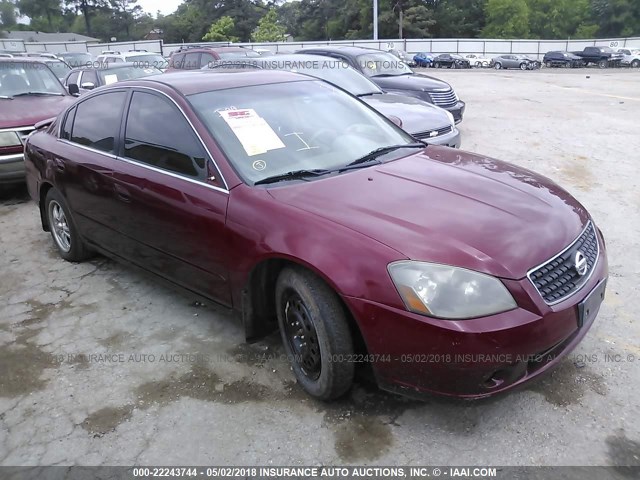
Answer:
xmin=413 ymin=125 xmax=453 ymax=139
xmin=428 ymin=88 xmax=458 ymax=108
xmin=528 ymin=222 xmax=599 ymax=304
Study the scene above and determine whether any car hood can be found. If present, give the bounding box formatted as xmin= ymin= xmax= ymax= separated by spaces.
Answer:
xmin=268 ymin=147 xmax=589 ymax=280
xmin=370 ymin=73 xmax=451 ymax=93
xmin=361 ymin=93 xmax=452 ymax=135
xmin=0 ymin=95 xmax=74 ymax=129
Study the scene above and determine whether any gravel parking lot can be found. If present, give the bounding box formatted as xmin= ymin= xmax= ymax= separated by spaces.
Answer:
xmin=1 ymin=69 xmax=639 ymax=469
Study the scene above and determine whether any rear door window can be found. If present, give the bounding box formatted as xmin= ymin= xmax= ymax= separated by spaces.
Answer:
xmin=70 ymin=91 xmax=127 ymax=154
xmin=183 ymin=52 xmax=200 ymax=70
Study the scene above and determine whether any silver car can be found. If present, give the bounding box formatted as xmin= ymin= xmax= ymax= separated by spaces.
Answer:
xmin=491 ymin=54 xmax=534 ymax=70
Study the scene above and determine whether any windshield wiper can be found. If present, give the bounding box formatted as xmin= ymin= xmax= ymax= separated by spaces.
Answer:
xmin=343 ymin=142 xmax=425 ymax=169
xmin=254 ymin=169 xmax=332 ymax=186
xmin=11 ymin=92 xmax=64 ymax=97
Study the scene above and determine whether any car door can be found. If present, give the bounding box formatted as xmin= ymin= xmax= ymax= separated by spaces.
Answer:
xmin=113 ymin=89 xmax=232 ymax=305
xmin=56 ymin=90 xmax=130 ymax=252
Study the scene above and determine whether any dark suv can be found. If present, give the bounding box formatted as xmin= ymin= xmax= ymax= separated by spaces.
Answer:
xmin=166 ymin=45 xmax=261 ymax=71
xmin=298 ymin=46 xmax=465 ymax=123
xmin=543 ymin=51 xmax=583 ymax=68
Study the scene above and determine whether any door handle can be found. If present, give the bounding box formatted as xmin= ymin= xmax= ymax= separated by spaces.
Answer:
xmin=113 ymin=184 xmax=131 ymax=203
xmin=53 ymin=157 xmax=66 ymax=172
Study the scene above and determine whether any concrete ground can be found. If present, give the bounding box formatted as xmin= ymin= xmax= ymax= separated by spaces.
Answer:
xmin=0 ymin=69 xmax=639 ymax=469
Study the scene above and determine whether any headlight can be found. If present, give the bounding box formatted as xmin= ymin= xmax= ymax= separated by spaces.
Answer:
xmin=0 ymin=131 xmax=21 ymax=147
xmin=388 ymin=261 xmax=517 ymax=319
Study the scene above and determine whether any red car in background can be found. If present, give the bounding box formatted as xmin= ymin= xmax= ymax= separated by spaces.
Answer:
xmin=166 ymin=45 xmax=261 ymax=72
xmin=0 ymin=58 xmax=74 ymax=189
xmin=24 ymin=71 xmax=608 ymax=400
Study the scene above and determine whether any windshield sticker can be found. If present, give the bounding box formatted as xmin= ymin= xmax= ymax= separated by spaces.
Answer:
xmin=252 ymin=160 xmax=267 ymax=171
xmin=103 ymin=74 xmax=118 ymax=85
xmin=219 ymin=108 xmax=285 ymax=157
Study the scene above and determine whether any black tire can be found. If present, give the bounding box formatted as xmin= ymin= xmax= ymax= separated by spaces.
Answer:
xmin=494 ymin=62 xmax=502 ymax=70
xmin=475 ymin=61 xmax=481 ymax=68
xmin=631 ymin=59 xmax=640 ymax=68
xmin=435 ymin=62 xmax=441 ymax=68
xmin=275 ymin=267 xmax=355 ymax=400
xmin=519 ymin=62 xmax=527 ymax=70
xmin=545 ymin=61 xmax=551 ymax=68
xmin=45 ymin=188 xmax=92 ymax=262
xmin=598 ymin=59 xmax=607 ymax=69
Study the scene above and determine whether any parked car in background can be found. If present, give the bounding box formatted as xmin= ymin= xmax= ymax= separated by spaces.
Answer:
xmin=24 ymin=70 xmax=608 ymax=401
xmin=617 ymin=48 xmax=640 ymax=68
xmin=167 ymin=45 xmax=260 ymax=71
xmin=298 ymin=46 xmax=466 ymax=123
xmin=254 ymin=48 xmax=274 ymax=56
xmin=0 ymin=58 xmax=74 ymax=188
xmin=573 ymin=46 xmax=623 ymax=68
xmin=204 ymin=54 xmax=461 ymax=148
xmin=387 ymin=49 xmax=417 ymax=67
xmin=0 ymin=52 xmax=14 ymax=58
xmin=63 ymin=62 xmax=162 ymax=95
xmin=39 ymin=58 xmax=72 ymax=81
xmin=95 ymin=50 xmax=168 ymax=70
xmin=16 ymin=52 xmax=60 ymax=59
xmin=491 ymin=54 xmax=535 ymax=70
xmin=433 ymin=54 xmax=471 ymax=69
xmin=413 ymin=52 xmax=435 ymax=67
xmin=543 ymin=51 xmax=583 ymax=68
xmin=56 ymin=52 xmax=94 ymax=68
xmin=465 ymin=54 xmax=491 ymax=67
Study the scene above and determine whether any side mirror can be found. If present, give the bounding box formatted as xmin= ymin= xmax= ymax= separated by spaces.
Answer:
xmin=68 ymin=83 xmax=80 ymax=96
xmin=81 ymin=82 xmax=96 ymax=90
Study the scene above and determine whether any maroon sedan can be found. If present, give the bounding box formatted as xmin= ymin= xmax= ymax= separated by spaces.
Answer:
xmin=24 ymin=71 xmax=608 ymax=400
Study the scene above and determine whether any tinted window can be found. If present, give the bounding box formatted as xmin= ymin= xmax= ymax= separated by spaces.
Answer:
xmin=124 ymin=91 xmax=207 ymax=180
xmin=200 ymin=53 xmax=215 ymax=68
xmin=71 ymin=91 xmax=127 ymax=154
xmin=61 ymin=107 xmax=76 ymax=140
xmin=170 ymin=53 xmax=185 ymax=68
xmin=183 ymin=52 xmax=200 ymax=70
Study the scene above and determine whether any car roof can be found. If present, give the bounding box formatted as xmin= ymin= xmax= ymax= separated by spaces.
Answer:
xmin=69 ymin=61 xmax=150 ymax=72
xmin=298 ymin=45 xmax=384 ymax=56
xmin=0 ymin=57 xmax=52 ymax=64
xmin=116 ymin=70 xmax=314 ymax=96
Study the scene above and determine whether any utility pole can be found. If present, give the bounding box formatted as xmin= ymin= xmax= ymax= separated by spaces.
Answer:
xmin=373 ymin=0 xmax=378 ymax=40
xmin=399 ymin=8 xmax=403 ymax=38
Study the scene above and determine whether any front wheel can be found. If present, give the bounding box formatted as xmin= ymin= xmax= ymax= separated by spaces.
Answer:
xmin=520 ymin=62 xmax=527 ymax=70
xmin=475 ymin=61 xmax=482 ymax=68
xmin=494 ymin=62 xmax=502 ymax=70
xmin=598 ymin=60 xmax=607 ymax=69
xmin=631 ymin=59 xmax=640 ymax=68
xmin=435 ymin=62 xmax=441 ymax=68
xmin=45 ymin=188 xmax=92 ymax=262
xmin=276 ymin=267 xmax=355 ymax=400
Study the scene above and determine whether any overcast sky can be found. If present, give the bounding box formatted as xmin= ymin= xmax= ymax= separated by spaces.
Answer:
xmin=137 ymin=0 xmax=184 ymax=16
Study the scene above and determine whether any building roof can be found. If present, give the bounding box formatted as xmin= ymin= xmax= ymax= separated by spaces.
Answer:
xmin=1 ymin=31 xmax=100 ymax=43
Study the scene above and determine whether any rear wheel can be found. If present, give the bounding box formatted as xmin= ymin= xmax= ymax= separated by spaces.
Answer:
xmin=435 ymin=62 xmax=441 ymax=68
xmin=475 ymin=61 xmax=481 ymax=68
xmin=598 ymin=59 xmax=608 ymax=68
xmin=45 ymin=188 xmax=92 ymax=262
xmin=631 ymin=59 xmax=640 ymax=68
xmin=545 ymin=61 xmax=551 ymax=68
xmin=276 ymin=267 xmax=355 ymax=400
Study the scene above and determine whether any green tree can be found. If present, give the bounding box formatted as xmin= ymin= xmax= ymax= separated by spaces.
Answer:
xmin=251 ymin=8 xmax=286 ymax=42
xmin=17 ymin=0 xmax=62 ymax=31
xmin=482 ymin=0 xmax=530 ymax=38
xmin=431 ymin=0 xmax=487 ymax=38
xmin=528 ymin=0 xmax=597 ymax=39
xmin=203 ymin=16 xmax=239 ymax=42
xmin=591 ymin=0 xmax=640 ymax=37
xmin=0 ymin=0 xmax=17 ymax=28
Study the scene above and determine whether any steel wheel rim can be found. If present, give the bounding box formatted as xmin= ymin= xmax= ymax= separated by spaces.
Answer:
xmin=49 ymin=201 xmax=71 ymax=252
xmin=282 ymin=291 xmax=322 ymax=380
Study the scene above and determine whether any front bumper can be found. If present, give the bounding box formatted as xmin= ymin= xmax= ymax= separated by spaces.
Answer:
xmin=343 ymin=237 xmax=608 ymax=399
xmin=0 ymin=153 xmax=25 ymax=185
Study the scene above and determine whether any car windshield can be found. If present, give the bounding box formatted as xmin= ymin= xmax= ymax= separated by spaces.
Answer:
xmin=46 ymin=61 xmax=72 ymax=80
xmin=58 ymin=52 xmax=92 ymax=67
xmin=256 ymin=58 xmax=382 ymax=96
xmin=124 ymin=54 xmax=168 ymax=69
xmin=97 ymin=65 xmax=162 ymax=84
xmin=0 ymin=61 xmax=66 ymax=98
xmin=600 ymin=47 xmax=615 ymax=53
xmin=188 ymin=80 xmax=417 ymax=185
xmin=218 ymin=50 xmax=261 ymax=59
xmin=356 ymin=52 xmax=413 ymax=77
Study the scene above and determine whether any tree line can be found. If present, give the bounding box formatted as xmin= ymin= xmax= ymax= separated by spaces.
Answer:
xmin=0 ymin=0 xmax=638 ymax=44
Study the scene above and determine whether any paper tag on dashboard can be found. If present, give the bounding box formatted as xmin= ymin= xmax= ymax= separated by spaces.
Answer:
xmin=219 ymin=109 xmax=285 ymax=157
xmin=103 ymin=74 xmax=118 ymax=85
